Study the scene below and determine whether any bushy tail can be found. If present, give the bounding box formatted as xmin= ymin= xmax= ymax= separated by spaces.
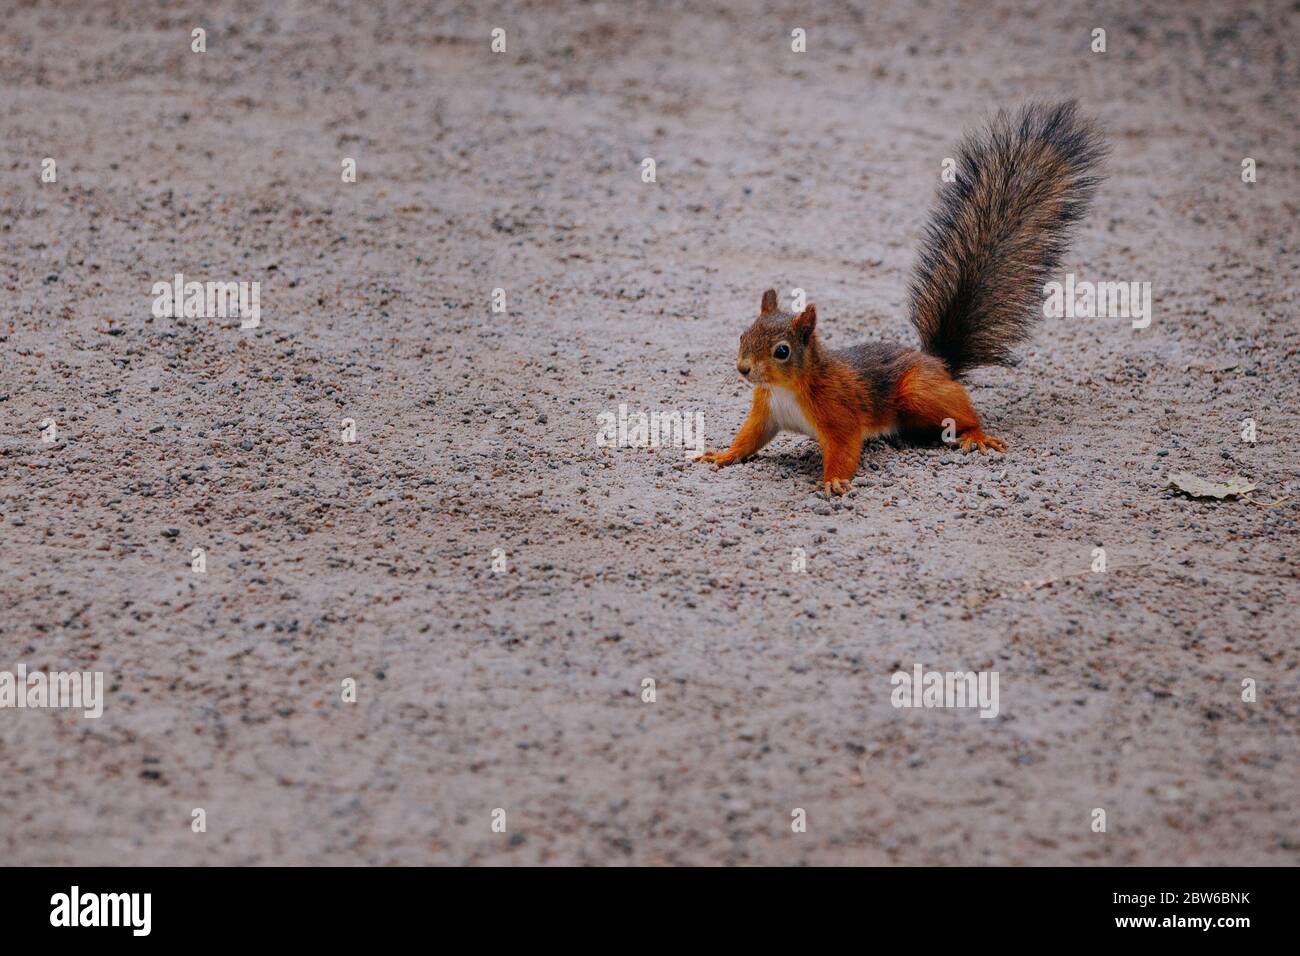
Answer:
xmin=908 ymin=101 xmax=1106 ymax=377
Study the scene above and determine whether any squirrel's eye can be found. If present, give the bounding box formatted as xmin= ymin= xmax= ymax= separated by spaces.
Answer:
xmin=773 ymin=343 xmax=790 ymax=361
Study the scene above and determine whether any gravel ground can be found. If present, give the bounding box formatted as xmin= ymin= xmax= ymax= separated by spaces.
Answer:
xmin=1 ymin=0 xmax=1298 ymax=865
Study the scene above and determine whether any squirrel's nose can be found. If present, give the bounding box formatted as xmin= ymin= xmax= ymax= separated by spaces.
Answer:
xmin=737 ymin=361 xmax=751 ymax=377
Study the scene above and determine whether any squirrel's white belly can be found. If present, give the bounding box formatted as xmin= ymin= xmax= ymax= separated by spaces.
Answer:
xmin=768 ymin=386 xmax=817 ymax=438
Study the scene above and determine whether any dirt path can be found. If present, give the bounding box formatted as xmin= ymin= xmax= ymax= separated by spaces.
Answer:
xmin=1 ymin=0 xmax=1297 ymax=865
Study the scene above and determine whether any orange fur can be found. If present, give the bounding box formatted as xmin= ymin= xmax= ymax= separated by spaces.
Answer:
xmin=790 ymin=359 xmax=880 ymax=490
xmin=895 ymin=363 xmax=1005 ymax=453
xmin=697 ymin=292 xmax=1007 ymax=495
xmin=696 ymin=387 xmax=776 ymax=465
xmin=698 ymin=104 xmax=1103 ymax=495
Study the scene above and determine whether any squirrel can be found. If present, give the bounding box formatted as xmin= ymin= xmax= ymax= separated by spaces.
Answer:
xmin=696 ymin=101 xmax=1106 ymax=495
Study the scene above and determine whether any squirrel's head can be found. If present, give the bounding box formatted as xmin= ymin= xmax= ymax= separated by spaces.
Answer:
xmin=736 ymin=289 xmax=819 ymax=387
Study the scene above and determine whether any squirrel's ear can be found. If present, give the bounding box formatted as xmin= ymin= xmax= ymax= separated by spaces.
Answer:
xmin=792 ymin=304 xmax=817 ymax=343
xmin=760 ymin=289 xmax=779 ymax=315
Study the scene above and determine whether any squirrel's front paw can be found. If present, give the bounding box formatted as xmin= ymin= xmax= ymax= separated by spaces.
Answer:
xmin=695 ymin=450 xmax=736 ymax=468
xmin=821 ymin=478 xmax=852 ymax=496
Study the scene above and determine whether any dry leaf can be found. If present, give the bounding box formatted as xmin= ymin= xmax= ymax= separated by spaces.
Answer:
xmin=1183 ymin=359 xmax=1240 ymax=374
xmin=1165 ymin=473 xmax=1256 ymax=500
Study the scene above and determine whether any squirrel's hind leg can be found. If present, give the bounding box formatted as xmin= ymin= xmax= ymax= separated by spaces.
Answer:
xmin=894 ymin=363 xmax=1007 ymax=454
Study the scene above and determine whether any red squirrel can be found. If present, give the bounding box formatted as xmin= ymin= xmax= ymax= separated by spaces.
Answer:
xmin=696 ymin=101 xmax=1106 ymax=495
